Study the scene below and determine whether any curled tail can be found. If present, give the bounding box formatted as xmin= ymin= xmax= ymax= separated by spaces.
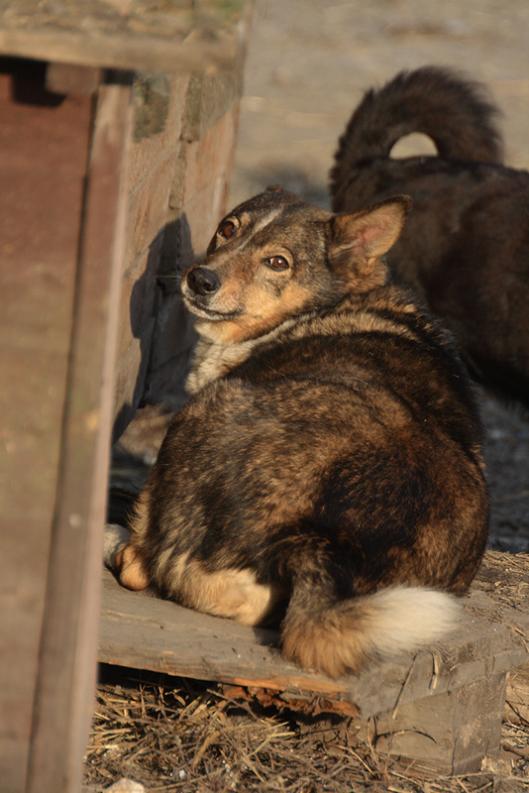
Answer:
xmin=281 ymin=574 xmax=461 ymax=678
xmin=330 ymin=66 xmax=503 ymax=205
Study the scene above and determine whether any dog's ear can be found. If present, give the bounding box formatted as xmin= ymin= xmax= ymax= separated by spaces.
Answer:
xmin=329 ymin=196 xmax=411 ymax=262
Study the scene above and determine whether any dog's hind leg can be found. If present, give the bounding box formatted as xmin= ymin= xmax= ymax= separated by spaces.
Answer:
xmin=175 ymin=560 xmax=284 ymax=627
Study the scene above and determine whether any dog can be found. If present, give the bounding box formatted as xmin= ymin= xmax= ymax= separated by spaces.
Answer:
xmin=105 ymin=188 xmax=489 ymax=678
xmin=331 ymin=66 xmax=529 ymax=409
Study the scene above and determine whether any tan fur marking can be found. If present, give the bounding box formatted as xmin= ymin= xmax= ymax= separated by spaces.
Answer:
xmin=168 ymin=551 xmax=191 ymax=586
xmin=173 ymin=560 xmax=283 ymax=626
xmin=203 ymin=283 xmax=314 ymax=346
xmin=151 ymin=545 xmax=179 ymax=581
xmin=186 ymin=337 xmax=257 ymax=394
xmin=129 ymin=488 xmax=150 ymax=538
xmin=237 ymin=207 xmax=284 ymax=250
xmin=288 ymin=310 xmax=418 ymax=343
xmin=117 ymin=544 xmax=150 ymax=591
xmin=186 ymin=317 xmax=298 ymax=393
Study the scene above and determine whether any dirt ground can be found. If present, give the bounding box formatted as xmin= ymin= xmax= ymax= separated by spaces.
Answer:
xmin=86 ymin=1 xmax=529 ymax=790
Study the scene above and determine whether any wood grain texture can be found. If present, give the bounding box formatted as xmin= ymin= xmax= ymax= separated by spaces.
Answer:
xmin=0 ymin=60 xmax=93 ymax=793
xmin=0 ymin=0 xmax=250 ymax=72
xmin=46 ymin=63 xmax=102 ymax=95
xmin=99 ymin=565 xmax=529 ymax=719
xmin=25 ymin=78 xmax=133 ymax=793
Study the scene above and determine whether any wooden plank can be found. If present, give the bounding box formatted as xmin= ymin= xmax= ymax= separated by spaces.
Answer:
xmin=25 ymin=76 xmax=133 ymax=793
xmin=99 ymin=567 xmax=529 ymax=719
xmin=0 ymin=0 xmax=250 ymax=73
xmin=374 ymin=672 xmax=508 ymax=774
xmin=46 ymin=63 xmax=102 ymax=95
xmin=506 ymin=661 xmax=529 ymax=724
xmin=0 ymin=58 xmax=93 ymax=793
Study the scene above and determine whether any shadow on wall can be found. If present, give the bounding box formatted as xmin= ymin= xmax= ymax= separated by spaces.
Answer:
xmin=108 ymin=213 xmax=201 ymax=523
xmin=0 ymin=57 xmax=65 ymax=106
xmin=112 ymin=212 xmax=199 ymax=445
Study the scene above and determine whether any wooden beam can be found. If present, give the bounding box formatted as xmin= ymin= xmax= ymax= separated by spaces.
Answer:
xmin=25 ymin=76 xmax=133 ymax=793
xmin=46 ymin=63 xmax=102 ymax=96
xmin=99 ymin=567 xmax=529 ymax=717
xmin=0 ymin=0 xmax=250 ymax=73
xmin=0 ymin=58 xmax=94 ymax=793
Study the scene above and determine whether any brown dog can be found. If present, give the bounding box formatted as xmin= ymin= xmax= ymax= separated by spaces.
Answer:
xmin=105 ymin=188 xmax=488 ymax=678
xmin=331 ymin=66 xmax=529 ymax=409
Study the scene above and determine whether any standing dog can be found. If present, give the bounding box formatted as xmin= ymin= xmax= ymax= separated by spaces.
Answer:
xmin=106 ymin=188 xmax=488 ymax=678
xmin=331 ymin=66 xmax=529 ymax=408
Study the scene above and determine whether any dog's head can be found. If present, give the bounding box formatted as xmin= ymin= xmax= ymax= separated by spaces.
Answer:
xmin=182 ymin=188 xmax=410 ymax=343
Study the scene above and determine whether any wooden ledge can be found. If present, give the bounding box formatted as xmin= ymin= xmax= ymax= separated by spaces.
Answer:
xmin=99 ymin=552 xmax=529 ymax=720
xmin=0 ymin=1 xmax=251 ymax=72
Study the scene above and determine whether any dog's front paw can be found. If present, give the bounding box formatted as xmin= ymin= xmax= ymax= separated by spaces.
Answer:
xmin=103 ymin=523 xmax=131 ymax=572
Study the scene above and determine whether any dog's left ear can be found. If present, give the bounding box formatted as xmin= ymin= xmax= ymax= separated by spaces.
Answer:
xmin=329 ymin=196 xmax=411 ymax=263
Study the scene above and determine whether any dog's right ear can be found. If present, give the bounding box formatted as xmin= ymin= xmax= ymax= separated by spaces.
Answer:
xmin=329 ymin=196 xmax=411 ymax=266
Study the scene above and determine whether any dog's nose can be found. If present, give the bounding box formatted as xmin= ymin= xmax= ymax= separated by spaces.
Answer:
xmin=187 ymin=267 xmax=220 ymax=296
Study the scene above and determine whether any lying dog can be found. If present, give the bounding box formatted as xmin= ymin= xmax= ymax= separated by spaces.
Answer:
xmin=105 ymin=188 xmax=488 ymax=678
xmin=331 ymin=66 xmax=529 ymax=409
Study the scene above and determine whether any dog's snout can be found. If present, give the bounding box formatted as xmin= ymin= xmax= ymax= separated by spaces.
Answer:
xmin=187 ymin=267 xmax=220 ymax=296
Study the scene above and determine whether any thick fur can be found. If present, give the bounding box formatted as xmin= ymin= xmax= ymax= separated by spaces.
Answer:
xmin=107 ymin=189 xmax=489 ymax=678
xmin=331 ymin=66 xmax=529 ymax=409
xmin=331 ymin=66 xmax=503 ymax=205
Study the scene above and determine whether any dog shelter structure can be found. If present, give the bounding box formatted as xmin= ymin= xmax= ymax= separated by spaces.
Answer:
xmin=0 ymin=2 xmax=251 ymax=791
xmin=2 ymin=2 xmax=529 ymax=791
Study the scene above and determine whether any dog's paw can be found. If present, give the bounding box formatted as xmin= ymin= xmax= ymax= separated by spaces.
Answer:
xmin=103 ymin=523 xmax=131 ymax=571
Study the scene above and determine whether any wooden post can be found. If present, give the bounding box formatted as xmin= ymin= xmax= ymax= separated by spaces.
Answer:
xmin=373 ymin=672 xmax=508 ymax=774
xmin=0 ymin=60 xmax=132 ymax=793
xmin=25 ymin=74 xmax=133 ymax=793
xmin=0 ymin=58 xmax=94 ymax=792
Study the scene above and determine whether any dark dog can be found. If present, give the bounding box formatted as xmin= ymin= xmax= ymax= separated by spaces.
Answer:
xmin=105 ymin=188 xmax=488 ymax=678
xmin=331 ymin=66 xmax=529 ymax=408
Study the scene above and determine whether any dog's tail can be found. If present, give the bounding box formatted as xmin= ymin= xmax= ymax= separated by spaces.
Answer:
xmin=281 ymin=567 xmax=461 ymax=678
xmin=330 ymin=66 xmax=503 ymax=204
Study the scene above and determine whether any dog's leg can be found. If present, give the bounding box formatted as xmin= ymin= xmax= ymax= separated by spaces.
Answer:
xmin=103 ymin=523 xmax=150 ymax=591
xmin=176 ymin=560 xmax=282 ymax=627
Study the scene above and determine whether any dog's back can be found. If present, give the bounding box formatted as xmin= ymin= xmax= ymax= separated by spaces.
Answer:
xmin=331 ymin=67 xmax=529 ymax=408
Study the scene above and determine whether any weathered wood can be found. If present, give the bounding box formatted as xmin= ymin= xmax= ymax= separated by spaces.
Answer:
xmin=99 ymin=568 xmax=529 ymax=718
xmin=374 ymin=672 xmax=508 ymax=774
xmin=99 ymin=553 xmax=529 ymax=773
xmin=46 ymin=62 xmax=102 ymax=95
xmin=505 ymin=661 xmax=529 ymax=725
xmin=0 ymin=0 xmax=250 ymax=73
xmin=25 ymin=77 xmax=133 ymax=793
xmin=0 ymin=58 xmax=94 ymax=793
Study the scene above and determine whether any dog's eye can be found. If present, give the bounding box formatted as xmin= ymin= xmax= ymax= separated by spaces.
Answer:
xmin=264 ymin=255 xmax=290 ymax=271
xmin=218 ymin=218 xmax=238 ymax=240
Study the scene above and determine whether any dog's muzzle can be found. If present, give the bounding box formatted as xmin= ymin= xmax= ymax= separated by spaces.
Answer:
xmin=186 ymin=267 xmax=220 ymax=297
